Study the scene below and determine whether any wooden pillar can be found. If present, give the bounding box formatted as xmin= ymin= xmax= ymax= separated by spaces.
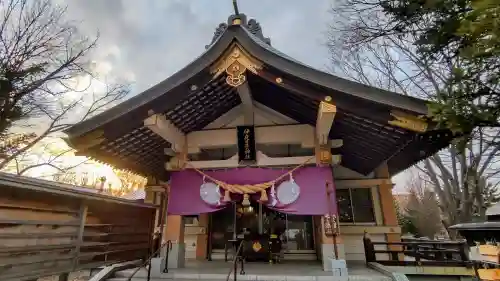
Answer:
xmin=375 ymin=162 xmax=402 ymax=259
xmin=164 ymin=215 xmax=184 ymax=244
xmin=163 ymin=214 xmax=185 ymax=268
xmin=74 ymin=201 xmax=88 ymax=270
xmin=144 ymin=178 xmax=167 ymax=262
xmin=195 ymin=214 xmax=208 ymax=260
xmin=317 ymin=215 xmax=345 ymax=270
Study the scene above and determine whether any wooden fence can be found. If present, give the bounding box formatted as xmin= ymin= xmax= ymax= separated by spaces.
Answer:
xmin=0 ymin=172 xmax=157 ymax=281
xmin=363 ymin=234 xmax=470 ymax=267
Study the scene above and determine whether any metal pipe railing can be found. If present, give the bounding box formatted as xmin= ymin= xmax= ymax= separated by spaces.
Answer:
xmin=162 ymin=240 xmax=173 ymax=273
xmin=127 ymin=240 xmax=173 ymax=281
xmin=226 ymin=240 xmax=245 ymax=281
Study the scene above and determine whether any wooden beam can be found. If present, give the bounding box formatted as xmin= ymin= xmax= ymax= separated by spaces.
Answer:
xmin=237 ymin=82 xmax=254 ymax=125
xmin=167 ymin=151 xmax=341 ymax=170
xmin=144 ymin=114 xmax=185 ymax=151
xmin=187 ymin=124 xmax=316 ymax=150
xmin=203 ymin=102 xmax=298 ymax=130
xmin=316 ymin=101 xmax=337 ymax=145
xmin=203 ymin=106 xmax=242 ymax=129
xmin=331 ymin=139 xmax=343 ymax=148
xmin=253 ymin=102 xmax=298 ymax=125
xmin=335 ymin=178 xmax=393 ymax=188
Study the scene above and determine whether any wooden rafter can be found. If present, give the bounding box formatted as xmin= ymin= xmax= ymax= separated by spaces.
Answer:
xmin=144 ymin=113 xmax=185 ymax=152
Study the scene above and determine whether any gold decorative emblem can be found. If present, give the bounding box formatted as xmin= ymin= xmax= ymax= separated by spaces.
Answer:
xmin=320 ymin=101 xmax=337 ymax=114
xmin=319 ymin=149 xmax=332 ymax=165
xmin=388 ymin=110 xmax=428 ymax=133
xmin=226 ymin=60 xmax=246 ymax=87
xmin=252 ymin=241 xmax=262 ymax=252
xmin=210 ymin=44 xmax=263 ymax=88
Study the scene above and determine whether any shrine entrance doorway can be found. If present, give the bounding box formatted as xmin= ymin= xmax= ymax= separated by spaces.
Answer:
xmin=208 ymin=200 xmax=316 ymax=261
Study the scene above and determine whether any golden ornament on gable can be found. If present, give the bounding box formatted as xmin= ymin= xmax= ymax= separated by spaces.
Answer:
xmin=210 ymin=44 xmax=263 ymax=88
xmin=226 ymin=60 xmax=247 ymax=87
xmin=319 ymin=149 xmax=332 ymax=165
xmin=388 ymin=110 xmax=428 ymax=133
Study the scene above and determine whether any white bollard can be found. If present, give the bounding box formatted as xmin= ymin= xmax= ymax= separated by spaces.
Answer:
xmin=330 ymin=259 xmax=348 ymax=281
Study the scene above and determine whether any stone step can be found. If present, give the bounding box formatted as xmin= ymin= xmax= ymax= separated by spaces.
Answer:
xmin=107 ymin=277 xmax=388 ymax=281
xmin=109 ymin=268 xmax=390 ymax=281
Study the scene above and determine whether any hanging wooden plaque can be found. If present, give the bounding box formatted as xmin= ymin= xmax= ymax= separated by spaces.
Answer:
xmin=323 ymin=214 xmax=339 ymax=236
xmin=237 ymin=126 xmax=257 ymax=163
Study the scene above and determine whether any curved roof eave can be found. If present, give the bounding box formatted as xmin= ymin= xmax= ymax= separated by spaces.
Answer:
xmin=63 ymin=26 xmax=238 ymax=139
xmin=65 ymin=23 xmax=430 ymax=139
xmin=235 ymin=26 xmax=430 ymax=116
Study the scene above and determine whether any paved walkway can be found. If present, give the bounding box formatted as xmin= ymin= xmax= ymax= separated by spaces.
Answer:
xmin=173 ymin=260 xmax=385 ymax=277
xmin=114 ymin=260 xmax=391 ymax=281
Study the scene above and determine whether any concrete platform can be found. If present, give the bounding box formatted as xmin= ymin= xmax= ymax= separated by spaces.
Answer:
xmin=110 ymin=260 xmax=391 ymax=281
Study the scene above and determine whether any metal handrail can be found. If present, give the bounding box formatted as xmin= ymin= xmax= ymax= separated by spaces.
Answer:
xmin=162 ymin=240 xmax=173 ymax=273
xmin=126 ymin=240 xmax=173 ymax=281
xmin=226 ymin=240 xmax=245 ymax=281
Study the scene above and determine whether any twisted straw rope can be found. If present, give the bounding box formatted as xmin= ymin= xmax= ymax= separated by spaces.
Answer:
xmin=185 ymin=156 xmax=315 ymax=194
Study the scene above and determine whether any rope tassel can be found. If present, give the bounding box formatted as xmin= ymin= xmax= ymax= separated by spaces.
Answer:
xmin=223 ymin=190 xmax=231 ymax=202
xmin=259 ymin=189 xmax=268 ymax=203
xmin=242 ymin=194 xmax=251 ymax=206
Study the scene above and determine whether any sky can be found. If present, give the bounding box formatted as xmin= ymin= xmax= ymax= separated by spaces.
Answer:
xmin=56 ymin=0 xmax=409 ymax=193
xmin=63 ymin=0 xmax=334 ymax=93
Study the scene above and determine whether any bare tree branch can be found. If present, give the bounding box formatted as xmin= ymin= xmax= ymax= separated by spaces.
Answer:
xmin=0 ymin=0 xmax=130 ymax=174
xmin=327 ymin=0 xmax=500 ymax=235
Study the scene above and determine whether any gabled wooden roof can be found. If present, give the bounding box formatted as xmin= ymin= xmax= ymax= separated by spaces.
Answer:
xmin=63 ymin=14 xmax=454 ymax=179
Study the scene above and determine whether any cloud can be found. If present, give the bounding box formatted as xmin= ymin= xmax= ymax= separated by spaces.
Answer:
xmin=56 ymin=0 xmax=413 ymax=186
xmin=62 ymin=0 xmax=333 ymax=93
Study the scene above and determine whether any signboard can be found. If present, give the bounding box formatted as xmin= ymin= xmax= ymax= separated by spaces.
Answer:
xmin=237 ymin=126 xmax=256 ymax=163
xmin=323 ymin=214 xmax=339 ymax=236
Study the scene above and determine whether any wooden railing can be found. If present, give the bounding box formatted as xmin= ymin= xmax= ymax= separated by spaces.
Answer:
xmin=363 ymin=233 xmax=470 ymax=267
xmin=0 ymin=172 xmax=157 ymax=281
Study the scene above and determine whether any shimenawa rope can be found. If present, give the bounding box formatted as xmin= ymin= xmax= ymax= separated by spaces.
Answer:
xmin=184 ymin=156 xmax=315 ymax=203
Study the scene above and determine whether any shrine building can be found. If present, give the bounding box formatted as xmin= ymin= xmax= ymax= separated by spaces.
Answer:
xmin=64 ymin=12 xmax=454 ymax=271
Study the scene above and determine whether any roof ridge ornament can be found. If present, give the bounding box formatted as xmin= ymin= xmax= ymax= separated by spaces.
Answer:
xmin=205 ymin=4 xmax=272 ymax=49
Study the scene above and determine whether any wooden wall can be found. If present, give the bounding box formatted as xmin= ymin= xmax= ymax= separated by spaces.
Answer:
xmin=0 ymin=174 xmax=156 ymax=281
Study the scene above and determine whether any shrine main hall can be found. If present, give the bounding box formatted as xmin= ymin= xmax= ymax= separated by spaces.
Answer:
xmin=64 ymin=12 xmax=454 ymax=271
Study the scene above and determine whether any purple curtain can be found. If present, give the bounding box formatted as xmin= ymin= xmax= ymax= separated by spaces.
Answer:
xmin=168 ymin=166 xmax=336 ymax=216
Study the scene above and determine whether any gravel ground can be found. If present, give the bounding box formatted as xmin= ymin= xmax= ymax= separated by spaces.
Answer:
xmin=37 ymin=270 xmax=91 ymax=281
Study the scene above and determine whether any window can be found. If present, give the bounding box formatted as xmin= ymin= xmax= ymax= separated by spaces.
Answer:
xmin=183 ymin=215 xmax=199 ymax=225
xmin=337 ymin=188 xmax=375 ymax=223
